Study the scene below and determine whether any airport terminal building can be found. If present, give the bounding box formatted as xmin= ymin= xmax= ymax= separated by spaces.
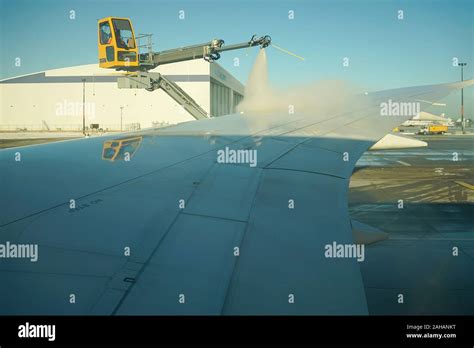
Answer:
xmin=0 ymin=60 xmax=244 ymax=131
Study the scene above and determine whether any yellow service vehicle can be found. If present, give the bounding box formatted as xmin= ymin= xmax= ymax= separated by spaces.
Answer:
xmin=98 ymin=17 xmax=139 ymax=70
xmin=102 ymin=136 xmax=143 ymax=161
xmin=97 ymin=16 xmax=270 ymax=120
xmin=98 ymin=16 xmax=270 ymax=72
xmin=418 ymin=124 xmax=448 ymax=135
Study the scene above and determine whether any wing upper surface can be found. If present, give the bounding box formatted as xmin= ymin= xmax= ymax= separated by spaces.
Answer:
xmin=0 ymin=80 xmax=471 ymax=314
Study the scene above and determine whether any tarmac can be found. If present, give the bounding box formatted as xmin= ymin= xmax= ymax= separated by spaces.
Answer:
xmin=350 ymin=134 xmax=474 ymax=315
xmin=0 ymin=132 xmax=104 ymax=149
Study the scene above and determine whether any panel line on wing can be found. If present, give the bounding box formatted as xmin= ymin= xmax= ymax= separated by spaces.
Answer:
xmin=109 ymin=162 xmax=217 ymax=315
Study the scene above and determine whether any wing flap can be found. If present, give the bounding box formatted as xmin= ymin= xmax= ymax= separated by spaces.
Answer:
xmin=223 ymin=169 xmax=367 ymax=314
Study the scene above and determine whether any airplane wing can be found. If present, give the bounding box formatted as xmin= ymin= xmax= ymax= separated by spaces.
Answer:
xmin=0 ymin=80 xmax=472 ymax=315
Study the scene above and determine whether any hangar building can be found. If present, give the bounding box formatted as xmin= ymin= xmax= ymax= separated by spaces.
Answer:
xmin=0 ymin=60 xmax=244 ymax=131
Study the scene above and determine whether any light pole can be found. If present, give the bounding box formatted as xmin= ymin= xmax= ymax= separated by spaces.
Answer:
xmin=120 ymin=106 xmax=124 ymax=131
xmin=82 ymin=78 xmax=86 ymax=135
xmin=458 ymin=62 xmax=467 ymax=134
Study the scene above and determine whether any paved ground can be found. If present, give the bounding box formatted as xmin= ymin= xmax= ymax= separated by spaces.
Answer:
xmin=0 ymin=132 xmax=111 ymax=149
xmin=350 ymin=134 xmax=474 ymax=315
xmin=0 ymin=138 xmax=81 ymax=149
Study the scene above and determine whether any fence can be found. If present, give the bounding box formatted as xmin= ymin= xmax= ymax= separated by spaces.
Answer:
xmin=0 ymin=123 xmax=142 ymax=132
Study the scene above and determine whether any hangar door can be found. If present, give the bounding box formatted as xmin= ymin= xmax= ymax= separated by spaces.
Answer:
xmin=233 ymin=92 xmax=244 ymax=112
xmin=210 ymin=80 xmax=231 ymax=117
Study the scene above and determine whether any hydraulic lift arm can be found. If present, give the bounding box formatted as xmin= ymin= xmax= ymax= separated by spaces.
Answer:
xmin=98 ymin=17 xmax=271 ymax=120
xmin=143 ymin=35 xmax=271 ymax=68
xmin=118 ymin=72 xmax=209 ymax=120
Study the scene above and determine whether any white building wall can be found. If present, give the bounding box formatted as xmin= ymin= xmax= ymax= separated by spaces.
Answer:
xmin=0 ymin=60 xmax=243 ymax=131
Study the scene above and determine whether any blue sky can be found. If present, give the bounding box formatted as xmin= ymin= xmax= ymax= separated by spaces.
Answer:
xmin=1 ymin=0 xmax=472 ymax=116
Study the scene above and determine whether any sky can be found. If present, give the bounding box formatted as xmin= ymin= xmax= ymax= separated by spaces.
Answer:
xmin=0 ymin=0 xmax=472 ymax=117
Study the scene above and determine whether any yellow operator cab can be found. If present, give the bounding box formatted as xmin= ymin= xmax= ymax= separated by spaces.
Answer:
xmin=98 ymin=17 xmax=139 ymax=70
